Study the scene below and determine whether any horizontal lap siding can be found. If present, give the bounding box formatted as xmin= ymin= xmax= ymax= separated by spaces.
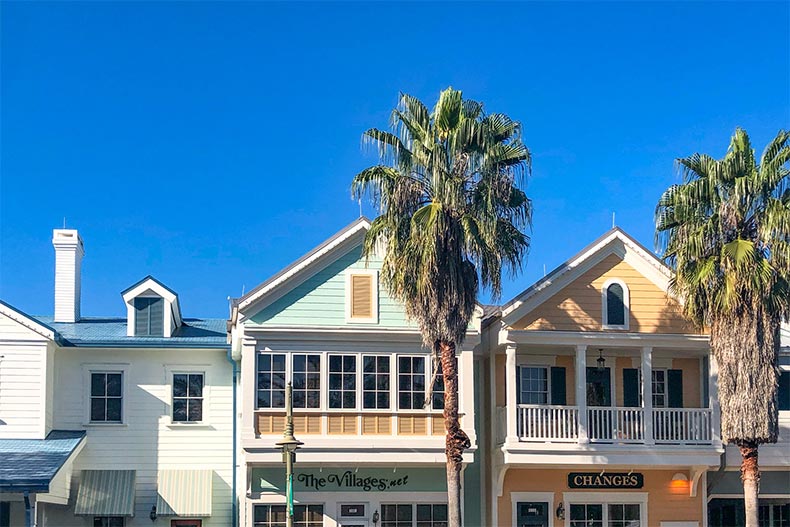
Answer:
xmin=249 ymin=245 xmax=416 ymax=328
xmin=0 ymin=313 xmax=48 ymax=438
xmin=47 ymin=347 xmax=233 ymax=526
xmin=515 ymin=255 xmax=696 ymax=333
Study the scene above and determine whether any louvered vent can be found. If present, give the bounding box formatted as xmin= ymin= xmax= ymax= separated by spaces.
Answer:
xmin=350 ymin=274 xmax=373 ymax=319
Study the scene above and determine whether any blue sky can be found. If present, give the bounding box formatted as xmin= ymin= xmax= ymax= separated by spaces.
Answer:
xmin=1 ymin=1 xmax=788 ymax=319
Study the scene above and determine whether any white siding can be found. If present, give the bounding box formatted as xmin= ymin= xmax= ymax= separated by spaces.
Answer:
xmin=45 ymin=347 xmax=233 ymax=527
xmin=0 ymin=312 xmax=49 ymax=439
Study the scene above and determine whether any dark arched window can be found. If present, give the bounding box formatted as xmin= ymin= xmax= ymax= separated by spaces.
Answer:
xmin=605 ymin=283 xmax=626 ymax=326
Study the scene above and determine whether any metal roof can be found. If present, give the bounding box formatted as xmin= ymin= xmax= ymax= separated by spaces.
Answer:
xmin=33 ymin=316 xmax=229 ymax=348
xmin=0 ymin=430 xmax=86 ymax=492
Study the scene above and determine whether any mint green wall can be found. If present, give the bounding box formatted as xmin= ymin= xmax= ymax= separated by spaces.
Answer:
xmin=247 ymin=245 xmax=416 ymax=328
xmin=252 ymin=467 xmax=447 ymax=493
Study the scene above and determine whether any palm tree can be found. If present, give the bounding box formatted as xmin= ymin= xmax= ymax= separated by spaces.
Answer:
xmin=352 ymin=87 xmax=532 ymax=527
xmin=656 ymin=128 xmax=790 ymax=527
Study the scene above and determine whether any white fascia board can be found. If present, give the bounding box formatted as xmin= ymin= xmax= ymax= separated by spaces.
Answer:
xmin=500 ymin=229 xmax=674 ymax=326
xmin=0 ymin=302 xmax=56 ymax=341
xmin=237 ymin=218 xmax=371 ymax=314
xmin=502 ymin=445 xmax=722 ymax=468
xmin=241 ymin=325 xmax=481 ymax=348
xmin=499 ymin=329 xmax=709 ymax=350
xmin=121 ymin=279 xmax=178 ymax=305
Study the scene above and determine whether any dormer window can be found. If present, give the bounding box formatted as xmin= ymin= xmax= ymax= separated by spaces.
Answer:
xmin=602 ymin=278 xmax=629 ymax=330
xmin=121 ymin=276 xmax=182 ymax=338
xmin=133 ymin=297 xmax=164 ymax=336
xmin=345 ymin=270 xmax=378 ymax=323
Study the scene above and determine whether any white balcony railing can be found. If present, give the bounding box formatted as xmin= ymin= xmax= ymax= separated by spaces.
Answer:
xmin=517 ymin=404 xmax=579 ymax=442
xmin=588 ymin=407 xmax=644 ymax=443
xmin=653 ymin=407 xmax=713 ymax=444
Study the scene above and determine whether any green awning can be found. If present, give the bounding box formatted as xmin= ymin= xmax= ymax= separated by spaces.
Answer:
xmin=156 ymin=469 xmax=212 ymax=517
xmin=75 ymin=470 xmax=136 ymax=516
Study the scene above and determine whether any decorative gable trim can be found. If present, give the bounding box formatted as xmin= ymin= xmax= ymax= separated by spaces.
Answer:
xmin=501 ymin=228 xmax=673 ymax=326
xmin=235 ymin=217 xmax=372 ymax=316
xmin=0 ymin=300 xmax=57 ymax=341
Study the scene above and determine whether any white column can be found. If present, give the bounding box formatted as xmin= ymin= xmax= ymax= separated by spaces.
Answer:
xmin=575 ymin=345 xmax=588 ymax=444
xmin=459 ymin=350 xmax=476 ymax=445
xmin=709 ymin=355 xmax=722 ymax=447
xmin=505 ymin=345 xmax=518 ymax=443
xmin=641 ymin=346 xmax=654 ymax=445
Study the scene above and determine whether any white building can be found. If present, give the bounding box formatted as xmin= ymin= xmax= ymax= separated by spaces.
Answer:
xmin=0 ymin=229 xmax=236 ymax=527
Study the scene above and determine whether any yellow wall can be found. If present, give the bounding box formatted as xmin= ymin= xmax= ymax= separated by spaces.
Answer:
xmin=497 ymin=468 xmax=702 ymax=526
xmin=514 ymin=254 xmax=696 ymax=334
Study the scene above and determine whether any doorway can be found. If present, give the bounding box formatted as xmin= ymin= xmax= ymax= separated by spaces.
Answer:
xmin=516 ymin=501 xmax=549 ymax=527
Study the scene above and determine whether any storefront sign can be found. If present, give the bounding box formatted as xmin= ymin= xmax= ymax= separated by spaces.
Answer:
xmin=568 ymin=472 xmax=644 ymax=489
xmin=252 ymin=467 xmax=447 ymax=493
xmin=298 ymin=470 xmax=408 ymax=491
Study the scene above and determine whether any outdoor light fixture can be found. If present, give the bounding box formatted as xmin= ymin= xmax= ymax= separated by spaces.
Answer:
xmin=372 ymin=510 xmax=380 ymax=525
xmin=555 ymin=502 xmax=565 ymax=519
xmin=672 ymin=472 xmax=689 ymax=482
xmin=276 ymin=382 xmax=303 ymax=527
xmin=597 ymin=349 xmax=606 ymax=371
xmin=149 ymin=505 xmax=157 ymax=521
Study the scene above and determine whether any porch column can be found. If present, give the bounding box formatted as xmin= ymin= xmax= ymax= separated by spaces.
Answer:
xmin=709 ymin=355 xmax=722 ymax=447
xmin=641 ymin=346 xmax=654 ymax=445
xmin=575 ymin=345 xmax=589 ymax=444
xmin=505 ymin=345 xmax=518 ymax=443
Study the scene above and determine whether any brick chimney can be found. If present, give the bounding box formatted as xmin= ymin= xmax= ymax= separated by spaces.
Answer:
xmin=52 ymin=229 xmax=84 ymax=322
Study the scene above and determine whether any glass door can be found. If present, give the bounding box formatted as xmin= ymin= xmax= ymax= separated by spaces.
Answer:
xmin=516 ymin=502 xmax=549 ymax=527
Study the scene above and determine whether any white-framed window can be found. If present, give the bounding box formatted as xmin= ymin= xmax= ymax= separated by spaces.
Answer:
xmin=518 ymin=366 xmax=549 ymax=405
xmin=90 ymin=372 xmax=123 ymax=423
xmin=380 ymin=503 xmax=448 ymax=527
xmin=398 ymin=356 xmax=426 ymax=410
xmin=253 ymin=504 xmax=323 ymax=527
xmin=564 ymin=492 xmax=647 ymax=527
xmin=345 ymin=269 xmax=379 ymax=323
xmin=328 ymin=354 xmax=357 ymax=409
xmin=256 ymin=353 xmax=287 ymax=409
xmin=94 ymin=517 xmax=124 ymax=527
xmin=431 ymin=357 xmax=449 ymax=410
xmin=172 ymin=372 xmax=204 ymax=422
xmin=292 ymin=354 xmax=321 ymax=409
xmin=601 ymin=278 xmax=629 ymax=330
xmin=362 ymin=355 xmax=391 ymax=409
xmin=651 ymin=369 xmax=667 ymax=408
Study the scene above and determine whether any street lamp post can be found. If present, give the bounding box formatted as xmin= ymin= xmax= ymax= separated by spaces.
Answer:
xmin=276 ymin=382 xmax=303 ymax=527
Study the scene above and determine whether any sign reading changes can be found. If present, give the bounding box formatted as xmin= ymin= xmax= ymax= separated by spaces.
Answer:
xmin=568 ymin=472 xmax=644 ymax=489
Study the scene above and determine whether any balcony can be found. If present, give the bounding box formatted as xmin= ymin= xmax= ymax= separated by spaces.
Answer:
xmin=515 ymin=404 xmax=714 ymax=445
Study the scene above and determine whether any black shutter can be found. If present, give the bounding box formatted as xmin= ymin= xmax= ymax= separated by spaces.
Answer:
xmin=623 ymin=368 xmax=640 ymax=407
xmin=779 ymin=371 xmax=790 ymax=411
xmin=550 ymin=367 xmax=566 ymax=405
xmin=668 ymin=369 xmax=684 ymax=408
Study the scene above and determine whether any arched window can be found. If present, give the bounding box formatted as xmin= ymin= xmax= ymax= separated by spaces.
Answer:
xmin=602 ymin=279 xmax=629 ymax=329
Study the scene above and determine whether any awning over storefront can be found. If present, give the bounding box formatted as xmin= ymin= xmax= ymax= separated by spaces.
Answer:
xmin=156 ymin=469 xmax=212 ymax=517
xmin=0 ymin=430 xmax=85 ymax=493
xmin=75 ymin=470 xmax=136 ymax=516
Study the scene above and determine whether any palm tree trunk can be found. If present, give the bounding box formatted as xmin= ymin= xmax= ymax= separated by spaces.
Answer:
xmin=739 ymin=441 xmax=760 ymax=527
xmin=439 ymin=340 xmax=470 ymax=527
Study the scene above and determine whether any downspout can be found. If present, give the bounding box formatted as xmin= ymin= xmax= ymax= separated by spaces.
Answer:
xmin=23 ymin=491 xmax=31 ymax=527
xmin=226 ymin=350 xmax=238 ymax=527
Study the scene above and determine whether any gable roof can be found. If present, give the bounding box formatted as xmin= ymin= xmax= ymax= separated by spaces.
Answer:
xmin=500 ymin=227 xmax=673 ymax=325
xmin=0 ymin=299 xmax=58 ymax=341
xmin=121 ymin=275 xmax=182 ymax=328
xmin=235 ymin=217 xmax=371 ymax=314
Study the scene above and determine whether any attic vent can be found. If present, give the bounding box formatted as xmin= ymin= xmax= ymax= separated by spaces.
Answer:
xmin=347 ymin=271 xmax=378 ymax=323
xmin=134 ymin=297 xmax=164 ymax=336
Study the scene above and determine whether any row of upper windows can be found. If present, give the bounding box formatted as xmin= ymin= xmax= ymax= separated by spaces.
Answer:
xmin=88 ymin=370 xmax=205 ymax=424
xmin=256 ymin=352 xmax=449 ymax=412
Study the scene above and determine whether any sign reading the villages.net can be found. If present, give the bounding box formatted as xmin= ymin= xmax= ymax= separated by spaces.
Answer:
xmin=568 ymin=472 xmax=644 ymax=489
xmin=252 ymin=467 xmax=446 ymax=493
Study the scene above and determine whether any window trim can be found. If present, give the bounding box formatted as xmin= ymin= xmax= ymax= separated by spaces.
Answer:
xmin=517 ymin=365 xmax=551 ymax=405
xmin=511 ymin=492 xmax=555 ymax=527
xmin=601 ymin=278 xmax=630 ymax=330
xmin=345 ymin=269 xmax=379 ymax=324
xmin=397 ymin=354 xmax=427 ymax=411
xmin=82 ymin=363 xmax=130 ymax=426
xmin=291 ymin=353 xmax=322 ymax=410
xmin=327 ymin=353 xmax=359 ymax=411
xmin=651 ymin=368 xmax=668 ymax=409
xmin=361 ymin=354 xmax=393 ymax=412
xmin=165 ymin=365 xmax=210 ymax=425
xmin=562 ymin=492 xmax=647 ymax=527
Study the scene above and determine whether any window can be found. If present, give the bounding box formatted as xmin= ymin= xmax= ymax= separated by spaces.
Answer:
xmin=363 ymin=355 xmax=390 ymax=409
xmin=346 ymin=270 xmax=378 ymax=323
xmin=417 ymin=504 xmax=448 ymax=527
xmin=570 ymin=503 xmax=642 ymax=527
xmin=382 ymin=504 xmax=413 ymax=527
xmin=172 ymin=373 xmax=203 ymax=422
xmin=570 ymin=504 xmax=603 ymax=527
xmin=398 ymin=356 xmax=426 ymax=410
xmin=329 ymin=354 xmax=357 ymax=409
xmin=93 ymin=518 xmax=124 ymax=527
xmin=253 ymin=505 xmax=323 ymax=527
xmin=652 ymin=369 xmax=667 ymax=408
xmin=431 ymin=358 xmax=448 ymax=410
xmin=607 ymin=504 xmax=641 ymax=527
xmin=257 ymin=353 xmax=286 ymax=409
xmin=133 ymin=296 xmax=164 ymax=336
xmin=759 ymin=503 xmax=789 ymax=527
xmin=602 ymin=279 xmax=629 ymax=329
xmin=518 ymin=367 xmax=548 ymax=405
xmin=779 ymin=370 xmax=789 ymax=412
xmin=90 ymin=372 xmax=122 ymax=422
xmin=292 ymin=354 xmax=321 ymax=409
